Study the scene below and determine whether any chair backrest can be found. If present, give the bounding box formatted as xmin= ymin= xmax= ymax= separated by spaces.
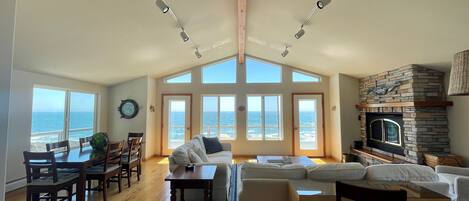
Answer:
xmin=104 ymin=141 xmax=124 ymax=171
xmin=128 ymin=132 xmax=144 ymax=143
xmin=336 ymin=181 xmax=407 ymax=201
xmin=23 ymin=151 xmax=58 ymax=183
xmin=79 ymin=136 xmax=93 ymax=149
xmin=46 ymin=140 xmax=70 ymax=153
xmin=126 ymin=139 xmax=141 ymax=163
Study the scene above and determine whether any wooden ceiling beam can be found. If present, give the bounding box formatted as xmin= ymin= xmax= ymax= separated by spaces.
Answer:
xmin=237 ymin=0 xmax=247 ymax=64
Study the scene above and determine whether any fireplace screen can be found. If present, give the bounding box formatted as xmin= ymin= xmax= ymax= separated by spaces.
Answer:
xmin=369 ymin=119 xmax=401 ymax=146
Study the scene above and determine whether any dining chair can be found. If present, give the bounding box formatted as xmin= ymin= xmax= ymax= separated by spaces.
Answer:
xmin=127 ymin=132 xmax=144 ymax=178
xmin=46 ymin=140 xmax=70 ymax=153
xmin=79 ymin=136 xmax=93 ymax=149
xmin=335 ymin=181 xmax=407 ymax=201
xmin=122 ymin=139 xmax=141 ymax=187
xmin=23 ymin=151 xmax=79 ymax=201
xmin=127 ymin=132 xmax=144 ymax=143
xmin=86 ymin=141 xmax=124 ymax=201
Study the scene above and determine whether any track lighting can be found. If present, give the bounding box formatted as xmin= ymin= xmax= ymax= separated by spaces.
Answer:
xmin=295 ymin=25 xmax=305 ymax=39
xmin=195 ymin=48 xmax=202 ymax=59
xmin=155 ymin=0 xmax=170 ymax=13
xmin=281 ymin=46 xmax=289 ymax=57
xmin=317 ymin=0 xmax=331 ymax=9
xmin=180 ymin=28 xmax=190 ymax=42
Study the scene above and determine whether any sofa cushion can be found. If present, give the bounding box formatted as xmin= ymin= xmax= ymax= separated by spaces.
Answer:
xmin=192 ymin=135 xmax=206 ymax=154
xmin=307 ymin=163 xmax=366 ymax=181
xmin=188 ymin=149 xmax=204 ymax=163
xmin=366 ymin=164 xmax=439 ymax=182
xmin=241 ymin=162 xmax=306 ymax=180
xmin=439 ymin=173 xmax=458 ymax=194
xmin=203 ymin=137 xmax=223 ymax=154
xmin=207 ymin=151 xmax=232 ymax=164
xmin=192 ymin=144 xmax=209 ymax=162
xmin=171 ymin=143 xmax=192 ymax=165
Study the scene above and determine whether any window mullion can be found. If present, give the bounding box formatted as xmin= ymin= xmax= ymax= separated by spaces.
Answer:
xmin=217 ymin=96 xmax=221 ymax=138
xmin=261 ymin=96 xmax=265 ymax=140
xmin=64 ymin=90 xmax=71 ymax=141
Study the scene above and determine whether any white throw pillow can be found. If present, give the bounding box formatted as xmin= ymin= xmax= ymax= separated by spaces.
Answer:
xmin=171 ymin=143 xmax=191 ymax=165
xmin=366 ymin=164 xmax=439 ymax=182
xmin=188 ymin=149 xmax=204 ymax=163
xmin=191 ymin=135 xmax=206 ymax=153
xmin=307 ymin=163 xmax=366 ymax=181
xmin=192 ymin=145 xmax=209 ymax=162
xmin=241 ymin=162 xmax=306 ymax=180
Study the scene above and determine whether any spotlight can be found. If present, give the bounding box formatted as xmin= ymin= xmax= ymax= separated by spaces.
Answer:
xmin=180 ymin=28 xmax=190 ymax=42
xmin=295 ymin=25 xmax=305 ymax=39
xmin=155 ymin=0 xmax=170 ymax=13
xmin=195 ymin=48 xmax=202 ymax=59
xmin=317 ymin=0 xmax=331 ymax=9
xmin=281 ymin=46 xmax=289 ymax=57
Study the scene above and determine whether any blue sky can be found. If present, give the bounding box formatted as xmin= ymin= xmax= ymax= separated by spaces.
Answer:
xmin=203 ymin=59 xmax=237 ymax=83
xmin=33 ymin=88 xmax=95 ymax=112
xmin=246 ymin=58 xmax=281 ymax=83
xmin=167 ymin=72 xmax=191 ymax=83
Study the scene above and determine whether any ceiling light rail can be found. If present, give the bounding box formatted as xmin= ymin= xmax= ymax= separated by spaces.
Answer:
xmin=155 ymin=0 xmax=202 ymax=59
xmin=294 ymin=0 xmax=331 ymax=40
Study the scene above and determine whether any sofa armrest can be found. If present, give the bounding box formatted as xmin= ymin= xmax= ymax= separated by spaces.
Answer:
xmin=455 ymin=176 xmax=469 ymax=201
xmin=412 ymin=181 xmax=451 ymax=198
xmin=239 ymin=179 xmax=289 ymax=201
xmin=436 ymin=166 xmax=469 ymax=177
xmin=221 ymin=143 xmax=232 ymax=151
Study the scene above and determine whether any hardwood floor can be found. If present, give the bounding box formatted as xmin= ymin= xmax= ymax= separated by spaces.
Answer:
xmin=5 ymin=156 xmax=337 ymax=201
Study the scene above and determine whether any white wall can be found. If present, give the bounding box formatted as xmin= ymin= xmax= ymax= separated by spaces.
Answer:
xmin=108 ymin=76 xmax=159 ymax=159
xmin=0 ymin=0 xmax=16 ymax=199
xmin=6 ymin=69 xmax=108 ymax=189
xmin=328 ymin=74 xmax=361 ymax=161
xmin=447 ymin=96 xmax=469 ymax=163
xmin=154 ymin=57 xmax=331 ymax=157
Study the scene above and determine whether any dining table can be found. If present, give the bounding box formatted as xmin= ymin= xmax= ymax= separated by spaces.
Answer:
xmin=53 ymin=146 xmax=103 ymax=201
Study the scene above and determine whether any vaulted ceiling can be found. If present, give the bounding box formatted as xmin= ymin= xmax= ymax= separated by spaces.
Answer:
xmin=13 ymin=0 xmax=469 ymax=85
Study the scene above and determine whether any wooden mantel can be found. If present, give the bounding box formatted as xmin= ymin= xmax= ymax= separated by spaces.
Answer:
xmin=355 ymin=101 xmax=453 ymax=109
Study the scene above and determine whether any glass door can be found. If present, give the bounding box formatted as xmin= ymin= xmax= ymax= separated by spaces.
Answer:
xmin=162 ymin=95 xmax=191 ymax=155
xmin=293 ymin=94 xmax=324 ymax=157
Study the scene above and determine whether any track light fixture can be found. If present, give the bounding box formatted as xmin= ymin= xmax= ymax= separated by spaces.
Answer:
xmin=195 ymin=48 xmax=202 ymax=59
xmin=317 ymin=0 xmax=331 ymax=9
xmin=281 ymin=46 xmax=289 ymax=57
xmin=180 ymin=28 xmax=190 ymax=42
xmin=295 ymin=25 xmax=305 ymax=39
xmin=155 ymin=0 xmax=170 ymax=13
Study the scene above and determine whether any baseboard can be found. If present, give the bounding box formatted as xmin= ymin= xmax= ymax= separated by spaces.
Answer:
xmin=6 ymin=178 xmax=26 ymax=192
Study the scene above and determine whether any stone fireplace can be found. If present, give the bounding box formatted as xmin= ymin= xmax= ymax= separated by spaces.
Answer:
xmin=355 ymin=65 xmax=451 ymax=164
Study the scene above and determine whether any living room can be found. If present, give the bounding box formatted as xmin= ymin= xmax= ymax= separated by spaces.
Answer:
xmin=1 ymin=0 xmax=469 ymax=201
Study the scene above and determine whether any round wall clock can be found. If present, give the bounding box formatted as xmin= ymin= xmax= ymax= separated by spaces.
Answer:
xmin=118 ymin=99 xmax=139 ymax=119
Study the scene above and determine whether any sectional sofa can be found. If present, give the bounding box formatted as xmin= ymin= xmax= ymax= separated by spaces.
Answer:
xmin=168 ymin=135 xmax=233 ymax=201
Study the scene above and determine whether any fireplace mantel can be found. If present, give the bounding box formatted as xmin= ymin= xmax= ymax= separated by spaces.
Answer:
xmin=355 ymin=101 xmax=453 ymax=109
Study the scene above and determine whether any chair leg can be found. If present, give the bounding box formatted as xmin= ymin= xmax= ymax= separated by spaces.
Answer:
xmin=50 ymin=192 xmax=57 ymax=201
xmin=137 ymin=165 xmax=141 ymax=181
xmin=127 ymin=168 xmax=132 ymax=187
xmin=87 ymin=179 xmax=92 ymax=192
xmin=118 ymin=172 xmax=122 ymax=193
xmin=102 ymin=179 xmax=108 ymax=201
xmin=68 ymin=187 xmax=73 ymax=201
xmin=26 ymin=190 xmax=32 ymax=201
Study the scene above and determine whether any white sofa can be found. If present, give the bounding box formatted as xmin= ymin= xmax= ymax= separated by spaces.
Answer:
xmin=436 ymin=166 xmax=469 ymax=201
xmin=238 ymin=163 xmax=450 ymax=201
xmin=169 ymin=135 xmax=233 ymax=201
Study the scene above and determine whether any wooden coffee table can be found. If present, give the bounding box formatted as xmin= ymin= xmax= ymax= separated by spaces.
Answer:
xmin=257 ymin=155 xmax=315 ymax=166
xmin=289 ymin=180 xmax=450 ymax=201
xmin=165 ymin=165 xmax=217 ymax=201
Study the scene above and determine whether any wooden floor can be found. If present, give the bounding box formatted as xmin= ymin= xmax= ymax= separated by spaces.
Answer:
xmin=5 ymin=156 xmax=337 ymax=201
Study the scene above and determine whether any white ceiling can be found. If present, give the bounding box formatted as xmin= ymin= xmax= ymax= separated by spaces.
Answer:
xmin=13 ymin=0 xmax=469 ymax=85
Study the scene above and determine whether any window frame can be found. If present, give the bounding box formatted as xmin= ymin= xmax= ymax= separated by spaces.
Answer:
xmin=31 ymin=85 xmax=99 ymax=150
xmin=292 ymin=70 xmax=321 ymax=83
xmin=245 ymin=57 xmax=283 ymax=84
xmin=246 ymin=94 xmax=283 ymax=141
xmin=165 ymin=71 xmax=192 ymax=84
xmin=200 ymin=94 xmax=237 ymax=140
xmin=201 ymin=57 xmax=238 ymax=84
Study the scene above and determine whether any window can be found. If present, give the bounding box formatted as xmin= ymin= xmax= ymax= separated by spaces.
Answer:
xmin=247 ymin=95 xmax=282 ymax=140
xmin=201 ymin=95 xmax=236 ymax=140
xmin=31 ymin=87 xmax=97 ymax=151
xmin=246 ymin=57 xmax=282 ymax=83
xmin=202 ymin=58 xmax=237 ymax=84
xmin=292 ymin=71 xmax=321 ymax=82
xmin=166 ymin=72 xmax=192 ymax=83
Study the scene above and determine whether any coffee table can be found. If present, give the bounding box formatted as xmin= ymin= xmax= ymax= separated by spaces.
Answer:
xmin=165 ymin=165 xmax=217 ymax=201
xmin=257 ymin=155 xmax=315 ymax=166
xmin=288 ymin=180 xmax=450 ymax=201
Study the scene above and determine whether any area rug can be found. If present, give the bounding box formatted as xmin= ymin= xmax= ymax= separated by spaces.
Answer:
xmin=229 ymin=164 xmax=238 ymax=201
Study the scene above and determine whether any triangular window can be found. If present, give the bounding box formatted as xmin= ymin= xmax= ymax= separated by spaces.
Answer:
xmin=292 ymin=71 xmax=321 ymax=82
xmin=166 ymin=72 xmax=192 ymax=83
xmin=202 ymin=57 xmax=237 ymax=84
xmin=246 ymin=57 xmax=282 ymax=83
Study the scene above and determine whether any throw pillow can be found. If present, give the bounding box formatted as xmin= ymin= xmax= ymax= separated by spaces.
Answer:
xmin=188 ymin=149 xmax=203 ymax=163
xmin=202 ymin=137 xmax=223 ymax=154
xmin=192 ymin=145 xmax=209 ymax=162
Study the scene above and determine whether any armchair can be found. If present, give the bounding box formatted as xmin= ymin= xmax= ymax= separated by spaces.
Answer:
xmin=436 ymin=165 xmax=469 ymax=201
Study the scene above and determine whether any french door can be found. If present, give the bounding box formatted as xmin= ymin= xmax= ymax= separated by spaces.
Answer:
xmin=292 ymin=94 xmax=324 ymax=157
xmin=161 ymin=95 xmax=192 ymax=155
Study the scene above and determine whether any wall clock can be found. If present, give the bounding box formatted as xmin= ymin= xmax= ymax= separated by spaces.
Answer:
xmin=118 ymin=99 xmax=139 ymax=119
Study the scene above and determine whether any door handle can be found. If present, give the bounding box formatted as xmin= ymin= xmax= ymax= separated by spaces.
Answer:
xmin=186 ymin=127 xmax=191 ymax=130
xmin=294 ymin=127 xmax=298 ymax=131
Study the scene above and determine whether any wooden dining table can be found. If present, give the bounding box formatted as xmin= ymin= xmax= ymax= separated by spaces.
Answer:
xmin=53 ymin=146 xmax=102 ymax=201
